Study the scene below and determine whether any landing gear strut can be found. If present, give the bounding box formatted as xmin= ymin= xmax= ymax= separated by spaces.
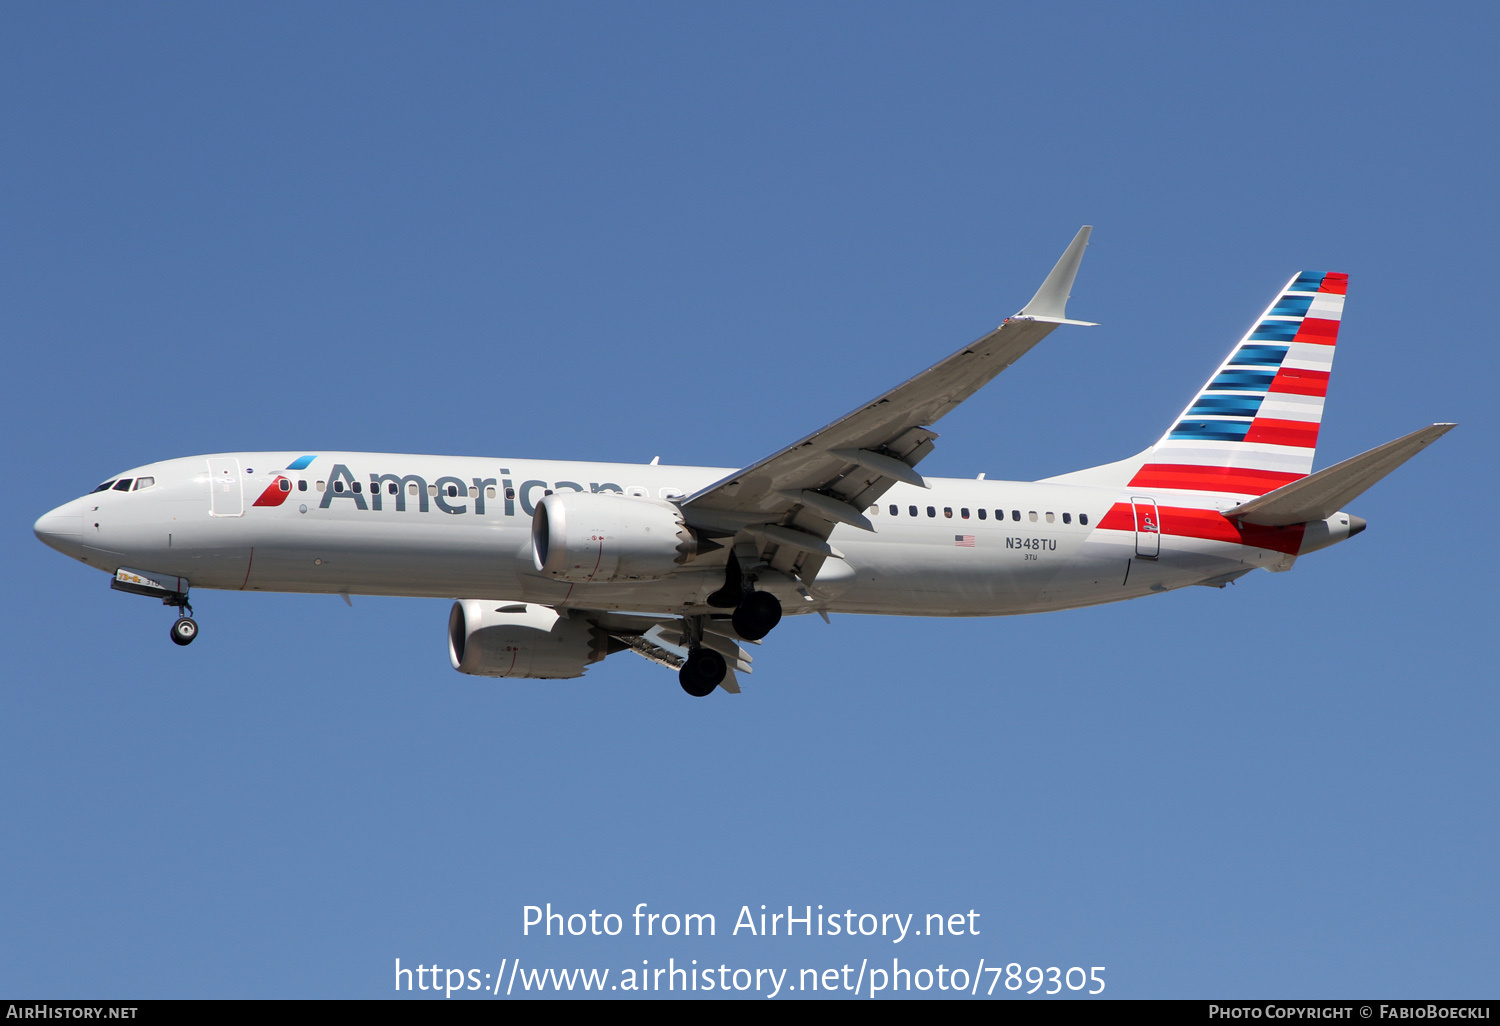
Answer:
xmin=679 ymin=648 xmax=726 ymax=697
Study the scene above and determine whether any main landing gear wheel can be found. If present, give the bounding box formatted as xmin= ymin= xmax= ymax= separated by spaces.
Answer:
xmin=169 ymin=617 xmax=199 ymax=646
xmin=732 ymin=590 xmax=782 ymax=642
xmin=679 ymin=648 xmax=726 ymax=697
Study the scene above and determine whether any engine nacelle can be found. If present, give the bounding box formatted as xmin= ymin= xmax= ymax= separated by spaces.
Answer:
xmin=531 ymin=490 xmax=697 ymax=583
xmin=448 ymin=600 xmax=609 ymax=678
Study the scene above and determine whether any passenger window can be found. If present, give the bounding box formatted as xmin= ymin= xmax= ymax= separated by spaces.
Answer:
xmin=276 ymin=478 xmax=290 ymax=493
xmin=869 ymin=506 xmax=878 ymax=515
xmin=888 ymin=504 xmax=898 ymax=516
xmin=113 ymin=479 xmax=133 ymax=491
xmin=298 ymin=480 xmax=307 ymax=491
xmin=92 ymin=481 xmax=115 ymax=493
xmin=1045 ymin=512 xmax=1054 ymax=523
xmin=978 ymin=509 xmax=987 ymax=520
xmin=961 ymin=508 xmax=970 ymax=519
xmin=334 ymin=481 xmax=344 ymax=492
xmin=1062 ymin=512 xmax=1071 ymax=524
xmin=448 ymin=484 xmax=459 ymax=497
xmin=389 ymin=483 xmax=398 ymax=495
xmin=428 ymin=484 xmax=437 ymax=496
xmin=1012 ymin=510 xmax=1020 ymax=521
xmin=908 ymin=505 xmax=918 ymax=517
xmin=927 ymin=506 xmax=936 ymax=518
xmin=135 ymin=477 xmax=156 ymax=490
xmin=408 ymin=483 xmax=419 ymax=496
xmin=505 ymin=487 xmax=516 ymax=499
xmin=352 ymin=482 xmax=362 ymax=493
xmin=316 ymin=481 xmax=326 ymax=492
xmin=486 ymin=486 xmax=497 ymax=499
xmin=1080 ymin=513 xmax=1089 ymax=526
xmin=943 ymin=507 xmax=953 ymax=518
xmin=1029 ymin=511 xmax=1038 ymax=522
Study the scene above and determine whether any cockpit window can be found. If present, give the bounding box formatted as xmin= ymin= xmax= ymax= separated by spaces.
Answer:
xmin=133 ymin=477 xmax=155 ymax=490
xmin=112 ymin=479 xmax=133 ymax=491
xmin=92 ymin=480 xmax=116 ymax=493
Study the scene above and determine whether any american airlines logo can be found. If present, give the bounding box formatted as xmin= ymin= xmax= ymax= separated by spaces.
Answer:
xmin=313 ymin=463 xmax=635 ymax=517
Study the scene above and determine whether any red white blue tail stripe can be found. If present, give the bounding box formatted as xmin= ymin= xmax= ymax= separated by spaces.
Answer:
xmin=1128 ymin=271 xmax=1347 ymax=497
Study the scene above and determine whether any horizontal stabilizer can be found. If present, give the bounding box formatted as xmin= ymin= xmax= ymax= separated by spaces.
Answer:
xmin=1225 ymin=423 xmax=1455 ymax=526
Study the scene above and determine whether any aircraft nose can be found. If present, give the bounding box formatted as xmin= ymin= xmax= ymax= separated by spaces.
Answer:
xmin=34 ymin=501 xmax=86 ymax=559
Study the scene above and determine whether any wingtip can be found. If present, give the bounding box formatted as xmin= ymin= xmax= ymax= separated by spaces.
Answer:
xmin=1018 ymin=225 xmax=1093 ymax=321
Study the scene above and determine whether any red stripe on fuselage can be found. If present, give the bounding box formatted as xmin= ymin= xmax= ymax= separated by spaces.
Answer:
xmin=1244 ymin=419 xmax=1320 ymax=448
xmin=1126 ymin=464 xmax=1301 ymax=495
xmin=1098 ymin=502 xmax=1305 ymax=555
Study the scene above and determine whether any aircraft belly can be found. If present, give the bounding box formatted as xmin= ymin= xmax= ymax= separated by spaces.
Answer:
xmin=828 ymin=534 xmax=1107 ymax=615
xmin=164 ymin=511 xmax=534 ymax=597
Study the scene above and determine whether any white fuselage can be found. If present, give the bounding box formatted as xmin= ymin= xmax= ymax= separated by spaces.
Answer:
xmin=34 ymin=451 xmax=1359 ymax=620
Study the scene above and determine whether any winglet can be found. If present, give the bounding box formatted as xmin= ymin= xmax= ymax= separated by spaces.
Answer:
xmin=1019 ymin=225 xmax=1093 ymax=323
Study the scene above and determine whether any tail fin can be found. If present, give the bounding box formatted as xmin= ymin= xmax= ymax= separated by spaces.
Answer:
xmin=1125 ymin=271 xmax=1348 ymax=496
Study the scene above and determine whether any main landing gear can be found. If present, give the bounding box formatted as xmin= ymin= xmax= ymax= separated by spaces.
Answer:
xmin=707 ymin=552 xmax=784 ymax=643
xmin=732 ymin=590 xmax=781 ymax=642
xmin=679 ymin=648 xmax=726 ymax=697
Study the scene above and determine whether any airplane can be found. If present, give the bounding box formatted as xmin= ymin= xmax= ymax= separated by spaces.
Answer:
xmin=32 ymin=228 xmax=1453 ymax=696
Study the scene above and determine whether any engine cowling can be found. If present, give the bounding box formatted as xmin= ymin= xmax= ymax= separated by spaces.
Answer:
xmin=531 ymin=491 xmax=697 ymax=583
xmin=448 ymin=600 xmax=609 ymax=678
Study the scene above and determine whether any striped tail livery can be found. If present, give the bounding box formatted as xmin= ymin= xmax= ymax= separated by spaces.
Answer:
xmin=1055 ymin=269 xmax=1454 ymax=575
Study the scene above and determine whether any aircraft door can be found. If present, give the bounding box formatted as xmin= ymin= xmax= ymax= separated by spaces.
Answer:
xmin=1131 ymin=496 xmax=1160 ymax=559
xmin=208 ymin=458 xmax=244 ymax=517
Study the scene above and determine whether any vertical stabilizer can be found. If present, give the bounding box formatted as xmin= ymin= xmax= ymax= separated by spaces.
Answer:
xmin=1125 ymin=271 xmax=1348 ymax=497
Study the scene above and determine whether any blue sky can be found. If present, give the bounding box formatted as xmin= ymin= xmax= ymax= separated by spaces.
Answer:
xmin=3 ymin=2 xmax=1495 ymax=999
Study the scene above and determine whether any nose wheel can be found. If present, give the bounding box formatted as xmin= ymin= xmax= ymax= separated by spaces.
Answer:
xmin=170 ymin=616 xmax=199 ymax=646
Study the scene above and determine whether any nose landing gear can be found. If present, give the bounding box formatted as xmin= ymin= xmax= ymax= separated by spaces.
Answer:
xmin=170 ymin=615 xmax=199 ymax=646
xmin=168 ymin=594 xmax=198 ymax=646
xmin=110 ymin=568 xmax=200 ymax=647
